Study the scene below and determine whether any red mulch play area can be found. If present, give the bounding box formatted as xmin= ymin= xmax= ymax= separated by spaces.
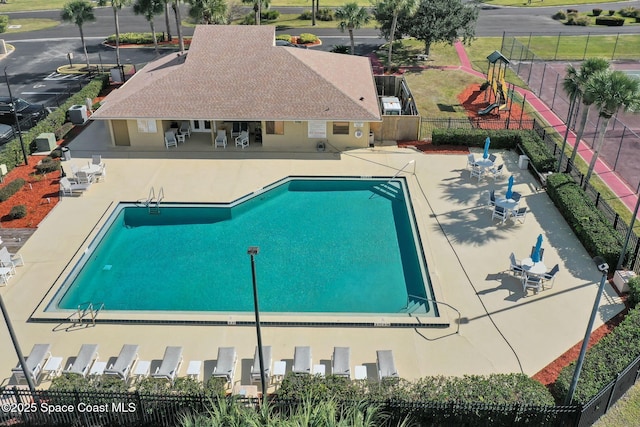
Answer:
xmin=458 ymin=83 xmax=532 ymax=127
xmin=397 ymin=140 xmax=470 ymax=154
xmin=0 ymin=156 xmax=60 ymax=228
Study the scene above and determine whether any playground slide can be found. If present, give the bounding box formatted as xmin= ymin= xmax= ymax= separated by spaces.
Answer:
xmin=478 ymin=103 xmax=500 ymax=116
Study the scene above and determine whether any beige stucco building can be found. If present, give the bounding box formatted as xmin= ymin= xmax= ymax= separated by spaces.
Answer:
xmin=90 ymin=25 xmax=382 ymax=151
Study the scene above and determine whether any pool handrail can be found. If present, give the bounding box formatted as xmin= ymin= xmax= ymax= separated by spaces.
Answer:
xmin=407 ymin=294 xmax=460 ymax=335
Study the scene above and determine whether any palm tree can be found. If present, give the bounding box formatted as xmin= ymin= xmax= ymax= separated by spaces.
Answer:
xmin=133 ymin=0 xmax=165 ymax=54
xmin=564 ymin=58 xmax=610 ymax=173
xmin=383 ymin=0 xmax=416 ymax=69
xmin=242 ymin=0 xmax=271 ymax=25
xmin=97 ymin=0 xmax=131 ymax=81
xmin=163 ymin=0 xmax=172 ymax=41
xmin=582 ymin=70 xmax=640 ymax=189
xmin=172 ymin=0 xmax=185 ymax=52
xmin=187 ymin=0 xmax=227 ymax=24
xmin=335 ymin=2 xmax=370 ymax=55
xmin=61 ymin=0 xmax=96 ymax=71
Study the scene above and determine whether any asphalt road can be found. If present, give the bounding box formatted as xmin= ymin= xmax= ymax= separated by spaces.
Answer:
xmin=1 ymin=1 xmax=639 ymax=107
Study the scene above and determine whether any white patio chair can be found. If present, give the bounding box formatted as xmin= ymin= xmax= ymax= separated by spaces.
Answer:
xmin=91 ymin=155 xmax=104 ymax=167
xmin=509 ymin=252 xmax=524 ymax=276
xmin=60 ymin=177 xmax=91 ymax=196
xmin=179 ymin=121 xmax=191 ymax=138
xmin=522 ymin=273 xmax=543 ymax=295
xmin=492 ymin=205 xmax=508 ymax=224
xmin=235 ymin=131 xmax=249 ymax=149
xmin=466 ymin=153 xmax=476 ymax=169
xmin=164 ymin=131 xmax=178 ymax=149
xmin=215 ymin=130 xmax=227 ymax=148
xmin=542 ymin=264 xmax=560 ymax=289
xmin=488 ymin=153 xmax=497 ymax=163
xmin=488 ymin=189 xmax=496 ymax=209
xmin=490 ymin=164 xmax=504 ymax=179
xmin=511 ymin=207 xmax=527 ymax=223
xmin=470 ymin=164 xmax=484 ymax=180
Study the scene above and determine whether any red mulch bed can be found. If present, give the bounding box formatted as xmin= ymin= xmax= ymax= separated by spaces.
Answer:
xmin=0 ymin=156 xmax=60 ymax=228
xmin=457 ymin=83 xmax=532 ymax=128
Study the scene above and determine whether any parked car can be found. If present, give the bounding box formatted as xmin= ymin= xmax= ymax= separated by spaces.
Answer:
xmin=0 ymin=123 xmax=16 ymax=145
xmin=0 ymin=97 xmax=48 ymax=129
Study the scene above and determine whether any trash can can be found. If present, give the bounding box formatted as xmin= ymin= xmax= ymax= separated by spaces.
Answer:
xmin=518 ymin=155 xmax=529 ymax=170
xmin=368 ymin=131 xmax=375 ymax=148
xmin=61 ymin=147 xmax=71 ymax=161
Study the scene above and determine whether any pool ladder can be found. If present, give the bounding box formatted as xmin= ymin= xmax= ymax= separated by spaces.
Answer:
xmin=145 ymin=186 xmax=164 ymax=215
xmin=74 ymin=302 xmax=104 ymax=326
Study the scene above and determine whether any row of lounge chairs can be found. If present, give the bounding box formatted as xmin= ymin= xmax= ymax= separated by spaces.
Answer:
xmin=11 ymin=344 xmax=399 ymax=386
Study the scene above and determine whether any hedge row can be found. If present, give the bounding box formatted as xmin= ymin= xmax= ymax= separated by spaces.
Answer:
xmin=277 ymin=373 xmax=555 ymax=406
xmin=0 ymin=75 xmax=108 ymax=175
xmin=0 ymin=178 xmax=25 ymax=202
xmin=0 ymin=15 xmax=8 ymax=33
xmin=106 ymin=32 xmax=165 ymax=45
xmin=431 ymin=129 xmax=556 ymax=172
xmin=546 ymin=173 xmax=626 ymax=269
xmin=554 ymin=308 xmax=640 ymax=404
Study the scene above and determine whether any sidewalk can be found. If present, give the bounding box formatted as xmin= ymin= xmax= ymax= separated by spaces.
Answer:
xmin=454 ymin=41 xmax=639 ymax=215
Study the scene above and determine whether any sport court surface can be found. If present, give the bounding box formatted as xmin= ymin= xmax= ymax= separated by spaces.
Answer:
xmin=0 ymin=120 xmax=625 ymax=388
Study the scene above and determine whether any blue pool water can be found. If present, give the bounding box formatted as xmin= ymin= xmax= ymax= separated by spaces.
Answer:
xmin=50 ymin=178 xmax=433 ymax=314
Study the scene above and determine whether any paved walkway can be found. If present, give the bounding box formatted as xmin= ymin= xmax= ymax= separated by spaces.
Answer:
xmin=454 ymin=41 xmax=640 ymax=215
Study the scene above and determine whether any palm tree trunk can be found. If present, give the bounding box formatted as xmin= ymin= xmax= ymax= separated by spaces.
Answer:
xmin=113 ymin=6 xmax=124 ymax=81
xmin=316 ymin=0 xmax=319 ymax=15
xmin=311 ymin=0 xmax=316 ymax=26
xmin=79 ymin=26 xmax=90 ymax=70
xmin=387 ymin=11 xmax=398 ymax=68
xmin=164 ymin=1 xmax=172 ymax=41
xmin=583 ymin=116 xmax=611 ymax=190
xmin=349 ymin=28 xmax=355 ymax=55
xmin=173 ymin=1 xmax=184 ymax=53
xmin=567 ymin=102 xmax=590 ymax=173
xmin=150 ymin=21 xmax=159 ymax=55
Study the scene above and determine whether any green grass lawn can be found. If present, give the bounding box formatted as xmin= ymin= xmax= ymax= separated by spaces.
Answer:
xmin=0 ymin=0 xmax=70 ymax=12
xmin=4 ymin=18 xmax=59 ymax=33
xmin=483 ymin=0 xmax=628 ymax=7
xmin=594 ymin=383 xmax=640 ymax=426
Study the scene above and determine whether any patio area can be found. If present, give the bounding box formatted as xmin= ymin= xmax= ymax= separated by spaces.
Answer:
xmin=0 ymin=119 xmax=625 ymax=391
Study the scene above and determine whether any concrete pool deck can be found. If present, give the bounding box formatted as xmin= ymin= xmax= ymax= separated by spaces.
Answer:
xmin=0 ymin=120 xmax=625 ymax=391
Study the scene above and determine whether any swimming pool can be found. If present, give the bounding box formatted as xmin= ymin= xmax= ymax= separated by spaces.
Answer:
xmin=47 ymin=177 xmax=436 ymax=317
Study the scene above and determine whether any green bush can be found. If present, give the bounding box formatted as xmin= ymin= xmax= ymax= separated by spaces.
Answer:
xmin=298 ymin=10 xmax=313 ymax=20
xmin=275 ymin=34 xmax=292 ymax=42
xmin=316 ymin=8 xmax=334 ymax=21
xmin=619 ymin=6 xmax=638 ymax=17
xmin=552 ymin=10 xmax=566 ymax=20
xmin=277 ymin=373 xmax=361 ymax=402
xmin=566 ymin=14 xmax=590 ymax=26
xmin=592 ymin=8 xmax=602 ymax=16
xmin=299 ymin=33 xmax=318 ymax=44
xmin=55 ymin=122 xmax=74 ymax=141
xmin=628 ymin=276 xmax=640 ymax=308
xmin=596 ymin=16 xmax=624 ymax=25
xmin=106 ymin=32 xmax=164 ymax=45
xmin=608 ymin=9 xmax=615 ymax=15
xmin=0 ymin=178 xmax=25 ymax=202
xmin=0 ymin=15 xmax=8 ymax=33
xmin=546 ymin=173 xmax=626 ymax=269
xmin=331 ymin=45 xmax=350 ymax=54
xmin=35 ymin=156 xmax=61 ymax=174
xmin=554 ymin=308 xmax=640 ymax=404
xmin=260 ymin=10 xmax=280 ymax=21
xmin=9 ymin=205 xmax=26 ymax=219
xmin=203 ymin=376 xmax=227 ymax=398
xmin=431 ymin=129 xmax=556 ymax=172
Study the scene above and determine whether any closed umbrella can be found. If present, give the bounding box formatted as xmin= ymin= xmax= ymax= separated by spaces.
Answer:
xmin=532 ymin=234 xmax=543 ymax=263
xmin=483 ymin=137 xmax=491 ymax=159
xmin=506 ymin=175 xmax=514 ymax=200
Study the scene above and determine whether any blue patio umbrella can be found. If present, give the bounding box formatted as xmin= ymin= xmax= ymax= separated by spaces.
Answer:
xmin=483 ymin=137 xmax=491 ymax=159
xmin=505 ymin=175 xmax=514 ymax=199
xmin=532 ymin=234 xmax=543 ymax=263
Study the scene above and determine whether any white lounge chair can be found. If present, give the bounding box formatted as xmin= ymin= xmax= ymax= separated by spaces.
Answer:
xmin=376 ymin=350 xmax=398 ymax=379
xmin=292 ymin=346 xmax=312 ymax=375
xmin=331 ymin=347 xmax=351 ymax=378
xmin=164 ymin=131 xmax=178 ymax=149
xmin=152 ymin=346 xmax=183 ymax=382
xmin=212 ymin=347 xmax=237 ymax=385
xmin=63 ymin=344 xmax=99 ymax=377
xmin=60 ymin=177 xmax=91 ymax=196
xmin=104 ymin=344 xmax=139 ymax=381
xmin=250 ymin=345 xmax=272 ymax=385
xmin=214 ymin=130 xmax=227 ymax=148
xmin=235 ymin=131 xmax=249 ymax=149
xmin=12 ymin=344 xmax=51 ymax=383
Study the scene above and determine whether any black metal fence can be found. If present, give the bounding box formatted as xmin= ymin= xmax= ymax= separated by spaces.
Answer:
xmin=0 ymin=388 xmax=581 ymax=427
xmin=420 ymin=117 xmax=536 ymax=139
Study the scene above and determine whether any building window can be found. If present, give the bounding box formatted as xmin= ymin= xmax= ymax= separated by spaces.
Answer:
xmin=332 ymin=122 xmax=349 ymax=135
xmin=265 ymin=121 xmax=284 ymax=135
xmin=137 ymin=119 xmax=157 ymax=133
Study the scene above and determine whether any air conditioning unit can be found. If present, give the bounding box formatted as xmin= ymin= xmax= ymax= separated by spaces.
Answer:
xmin=68 ymin=105 xmax=88 ymax=125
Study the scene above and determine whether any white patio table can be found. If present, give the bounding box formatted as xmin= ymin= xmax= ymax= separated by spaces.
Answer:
xmin=522 ymin=257 xmax=547 ymax=275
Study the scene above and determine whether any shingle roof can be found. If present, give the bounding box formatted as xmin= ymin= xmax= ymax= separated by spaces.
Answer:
xmin=91 ymin=25 xmax=381 ymax=122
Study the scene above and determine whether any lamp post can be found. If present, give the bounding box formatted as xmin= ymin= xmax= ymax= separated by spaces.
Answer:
xmin=4 ymin=67 xmax=28 ymax=165
xmin=0 ymin=290 xmax=37 ymax=395
xmin=247 ymin=246 xmax=267 ymax=403
xmin=565 ymin=256 xmax=609 ymax=405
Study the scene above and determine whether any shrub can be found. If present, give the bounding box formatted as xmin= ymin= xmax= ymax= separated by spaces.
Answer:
xmin=298 ymin=33 xmax=318 ymax=44
xmin=596 ymin=16 xmax=625 ymax=26
xmin=298 ymin=10 xmax=313 ymax=20
xmin=203 ymin=376 xmax=227 ymax=398
xmin=0 ymin=178 xmax=25 ymax=202
xmin=240 ymin=14 xmax=255 ymax=25
xmin=55 ymin=122 xmax=74 ymax=141
xmin=567 ymin=8 xmax=578 ymax=13
xmin=35 ymin=156 xmax=60 ymax=174
xmin=277 ymin=373 xmax=361 ymax=402
xmin=608 ymin=9 xmax=615 ymax=15
xmin=276 ymin=34 xmax=292 ymax=42
xmin=546 ymin=173 xmax=626 ymax=269
xmin=566 ymin=14 xmax=590 ymax=26
xmin=592 ymin=8 xmax=602 ymax=16
xmin=0 ymin=15 xmax=8 ymax=33
xmin=331 ymin=44 xmax=350 ymax=54
xmin=554 ymin=308 xmax=640 ymax=404
xmin=106 ymin=32 xmax=160 ymax=45
xmin=9 ymin=205 xmax=26 ymax=219
xmin=628 ymin=276 xmax=640 ymax=308
xmin=619 ymin=6 xmax=637 ymax=17
xmin=316 ymin=8 xmax=334 ymax=21
xmin=552 ymin=10 xmax=567 ymax=20
xmin=260 ymin=10 xmax=280 ymax=21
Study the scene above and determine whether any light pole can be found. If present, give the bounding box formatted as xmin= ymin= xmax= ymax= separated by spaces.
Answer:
xmin=4 ymin=67 xmax=28 ymax=165
xmin=0 ymin=291 xmax=37 ymax=395
xmin=248 ymin=246 xmax=267 ymax=403
xmin=565 ymin=256 xmax=609 ymax=405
